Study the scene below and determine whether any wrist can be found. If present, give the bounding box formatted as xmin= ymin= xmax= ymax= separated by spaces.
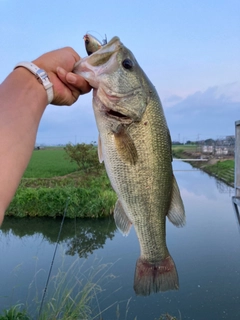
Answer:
xmin=13 ymin=67 xmax=49 ymax=106
xmin=14 ymin=62 xmax=54 ymax=104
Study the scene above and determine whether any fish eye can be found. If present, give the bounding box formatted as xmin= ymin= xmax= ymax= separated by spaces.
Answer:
xmin=122 ymin=58 xmax=133 ymax=70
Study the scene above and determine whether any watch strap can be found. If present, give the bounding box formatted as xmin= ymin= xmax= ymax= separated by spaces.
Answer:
xmin=14 ymin=62 xmax=54 ymax=104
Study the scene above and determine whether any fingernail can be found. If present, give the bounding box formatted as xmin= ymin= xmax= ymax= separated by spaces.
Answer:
xmin=57 ymin=67 xmax=66 ymax=76
xmin=66 ymin=73 xmax=77 ymax=84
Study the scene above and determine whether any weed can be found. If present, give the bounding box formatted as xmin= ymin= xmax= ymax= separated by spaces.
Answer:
xmin=0 ymin=304 xmax=30 ymax=320
xmin=0 ymin=257 xmax=119 ymax=320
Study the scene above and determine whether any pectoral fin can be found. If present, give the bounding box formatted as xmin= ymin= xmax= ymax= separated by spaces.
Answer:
xmin=114 ymin=199 xmax=132 ymax=236
xmin=167 ymin=175 xmax=185 ymax=227
xmin=113 ymin=127 xmax=138 ymax=165
xmin=98 ymin=135 xmax=104 ymax=163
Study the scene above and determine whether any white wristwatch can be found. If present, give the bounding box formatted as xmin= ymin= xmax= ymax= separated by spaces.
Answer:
xmin=14 ymin=62 xmax=54 ymax=104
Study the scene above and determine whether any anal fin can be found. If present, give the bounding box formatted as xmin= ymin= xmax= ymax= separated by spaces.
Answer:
xmin=114 ymin=199 xmax=132 ymax=236
xmin=167 ymin=175 xmax=185 ymax=227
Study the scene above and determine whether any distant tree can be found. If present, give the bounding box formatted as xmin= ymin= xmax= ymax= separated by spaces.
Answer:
xmin=64 ymin=142 xmax=102 ymax=172
xmin=172 ymin=141 xmax=182 ymax=145
xmin=226 ymin=136 xmax=235 ymax=146
xmin=204 ymin=138 xmax=215 ymax=146
xmin=185 ymin=140 xmax=195 ymax=145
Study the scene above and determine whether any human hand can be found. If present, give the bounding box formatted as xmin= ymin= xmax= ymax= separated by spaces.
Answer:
xmin=33 ymin=47 xmax=91 ymax=106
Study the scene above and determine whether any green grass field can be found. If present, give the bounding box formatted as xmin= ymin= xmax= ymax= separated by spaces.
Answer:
xmin=24 ymin=148 xmax=78 ymax=178
xmin=7 ymin=147 xmax=117 ymax=219
xmin=172 ymin=144 xmax=198 ymax=157
xmin=172 ymin=144 xmax=197 ymax=152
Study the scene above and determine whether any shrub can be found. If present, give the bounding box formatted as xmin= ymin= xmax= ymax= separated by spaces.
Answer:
xmin=64 ymin=143 xmax=103 ymax=172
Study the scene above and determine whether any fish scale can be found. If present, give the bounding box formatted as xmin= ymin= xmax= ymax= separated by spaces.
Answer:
xmin=74 ymin=36 xmax=185 ymax=295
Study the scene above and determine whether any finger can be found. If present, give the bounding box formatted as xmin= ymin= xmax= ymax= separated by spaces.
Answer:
xmin=56 ymin=67 xmax=80 ymax=98
xmin=51 ymin=68 xmax=77 ymax=105
xmin=55 ymin=67 xmax=90 ymax=105
xmin=56 ymin=66 xmax=69 ymax=85
xmin=66 ymin=72 xmax=92 ymax=95
xmin=57 ymin=67 xmax=92 ymax=95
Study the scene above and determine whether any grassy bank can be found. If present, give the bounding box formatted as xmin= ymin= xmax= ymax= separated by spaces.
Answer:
xmin=6 ymin=144 xmax=234 ymax=219
xmin=172 ymin=144 xmax=234 ymax=186
xmin=204 ymin=159 xmax=234 ymax=185
xmin=6 ymin=148 xmax=117 ymax=218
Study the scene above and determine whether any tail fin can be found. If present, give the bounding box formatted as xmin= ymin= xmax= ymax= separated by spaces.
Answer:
xmin=134 ymin=256 xmax=179 ymax=296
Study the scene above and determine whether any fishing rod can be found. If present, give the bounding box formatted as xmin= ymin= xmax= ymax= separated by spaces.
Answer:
xmin=38 ymin=197 xmax=70 ymax=319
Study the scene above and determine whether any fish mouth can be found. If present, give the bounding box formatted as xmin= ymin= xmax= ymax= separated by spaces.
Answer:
xmin=107 ymin=109 xmax=130 ymax=120
xmin=101 ymin=105 xmax=132 ymax=123
xmin=98 ymin=87 xmax=142 ymax=123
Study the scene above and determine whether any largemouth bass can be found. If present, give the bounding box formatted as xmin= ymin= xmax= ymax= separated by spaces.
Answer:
xmin=74 ymin=37 xmax=185 ymax=295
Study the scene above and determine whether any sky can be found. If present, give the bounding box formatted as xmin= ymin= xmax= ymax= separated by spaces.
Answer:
xmin=1 ymin=0 xmax=239 ymax=145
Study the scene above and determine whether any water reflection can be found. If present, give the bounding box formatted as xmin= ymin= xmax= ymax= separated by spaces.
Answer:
xmin=1 ymin=161 xmax=240 ymax=319
xmin=215 ymin=178 xmax=234 ymax=195
xmin=1 ymin=217 xmax=117 ymax=258
xmin=65 ymin=218 xmax=116 ymax=258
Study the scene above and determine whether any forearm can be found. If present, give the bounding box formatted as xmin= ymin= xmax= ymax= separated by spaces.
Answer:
xmin=0 ymin=67 xmax=48 ymax=224
xmin=0 ymin=47 xmax=91 ymax=226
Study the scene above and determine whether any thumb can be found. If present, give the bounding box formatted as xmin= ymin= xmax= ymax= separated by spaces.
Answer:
xmin=66 ymin=72 xmax=92 ymax=95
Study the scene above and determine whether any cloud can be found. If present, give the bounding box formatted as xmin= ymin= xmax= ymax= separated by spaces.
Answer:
xmin=36 ymin=82 xmax=240 ymax=145
xmin=213 ymin=82 xmax=240 ymax=103
xmin=162 ymin=94 xmax=183 ymax=108
xmin=164 ymin=82 xmax=240 ymax=141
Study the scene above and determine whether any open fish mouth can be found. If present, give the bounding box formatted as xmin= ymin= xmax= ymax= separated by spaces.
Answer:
xmin=101 ymin=105 xmax=132 ymax=123
xmin=107 ymin=109 xmax=133 ymax=123
xmin=97 ymin=87 xmax=142 ymax=122
xmin=107 ymin=109 xmax=128 ymax=118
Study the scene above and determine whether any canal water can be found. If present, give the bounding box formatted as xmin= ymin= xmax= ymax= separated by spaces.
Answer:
xmin=0 ymin=161 xmax=240 ymax=319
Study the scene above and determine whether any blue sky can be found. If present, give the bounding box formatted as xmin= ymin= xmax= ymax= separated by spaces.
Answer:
xmin=1 ymin=0 xmax=239 ymax=144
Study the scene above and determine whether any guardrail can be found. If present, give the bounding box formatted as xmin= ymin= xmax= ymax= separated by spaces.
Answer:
xmin=232 ymin=120 xmax=240 ymax=224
